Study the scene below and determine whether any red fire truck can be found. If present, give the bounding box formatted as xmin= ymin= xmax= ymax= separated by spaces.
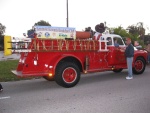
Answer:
xmin=4 ymin=26 xmax=148 ymax=88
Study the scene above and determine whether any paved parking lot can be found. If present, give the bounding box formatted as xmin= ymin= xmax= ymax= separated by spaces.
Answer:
xmin=0 ymin=51 xmax=20 ymax=61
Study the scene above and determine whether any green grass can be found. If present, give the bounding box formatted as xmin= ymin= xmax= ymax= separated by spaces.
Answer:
xmin=0 ymin=60 xmax=30 ymax=82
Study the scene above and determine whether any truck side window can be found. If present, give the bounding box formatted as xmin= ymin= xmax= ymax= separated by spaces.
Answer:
xmin=107 ymin=37 xmax=112 ymax=45
xmin=113 ymin=37 xmax=124 ymax=46
xmin=117 ymin=38 xmax=124 ymax=45
xmin=114 ymin=38 xmax=119 ymax=47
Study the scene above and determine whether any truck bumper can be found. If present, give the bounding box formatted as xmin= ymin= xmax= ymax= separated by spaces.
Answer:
xmin=11 ymin=70 xmax=49 ymax=77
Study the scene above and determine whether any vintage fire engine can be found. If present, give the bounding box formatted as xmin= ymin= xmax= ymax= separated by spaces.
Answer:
xmin=4 ymin=26 xmax=148 ymax=88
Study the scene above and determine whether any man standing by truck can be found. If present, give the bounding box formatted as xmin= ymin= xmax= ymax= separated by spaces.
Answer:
xmin=125 ymin=38 xmax=134 ymax=80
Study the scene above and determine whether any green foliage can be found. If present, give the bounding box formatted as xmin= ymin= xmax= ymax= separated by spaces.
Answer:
xmin=0 ymin=23 xmax=6 ymax=36
xmin=0 ymin=60 xmax=19 ymax=81
xmin=34 ymin=20 xmax=51 ymax=26
xmin=0 ymin=23 xmax=5 ymax=51
xmin=111 ymin=26 xmax=144 ymax=48
xmin=0 ymin=35 xmax=4 ymax=51
xmin=113 ymin=26 xmax=129 ymax=38
xmin=27 ymin=20 xmax=51 ymax=37
xmin=0 ymin=60 xmax=33 ymax=82
xmin=127 ymin=22 xmax=145 ymax=37
xmin=126 ymin=22 xmax=146 ymax=47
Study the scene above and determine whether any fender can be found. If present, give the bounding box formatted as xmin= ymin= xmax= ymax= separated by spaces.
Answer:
xmin=133 ymin=49 xmax=148 ymax=66
xmin=48 ymin=54 xmax=83 ymax=76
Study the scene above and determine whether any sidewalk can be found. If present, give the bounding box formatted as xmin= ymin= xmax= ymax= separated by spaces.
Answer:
xmin=0 ymin=51 xmax=20 ymax=61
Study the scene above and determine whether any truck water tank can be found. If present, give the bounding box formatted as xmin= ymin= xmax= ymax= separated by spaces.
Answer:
xmin=76 ymin=31 xmax=91 ymax=39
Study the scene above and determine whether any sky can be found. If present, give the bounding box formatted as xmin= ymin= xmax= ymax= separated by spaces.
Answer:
xmin=0 ymin=0 xmax=150 ymax=37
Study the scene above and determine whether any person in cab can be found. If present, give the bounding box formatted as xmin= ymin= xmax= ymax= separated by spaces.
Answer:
xmin=114 ymin=38 xmax=119 ymax=47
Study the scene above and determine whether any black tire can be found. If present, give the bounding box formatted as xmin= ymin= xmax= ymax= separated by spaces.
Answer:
xmin=133 ymin=57 xmax=146 ymax=74
xmin=43 ymin=76 xmax=54 ymax=81
xmin=113 ymin=68 xmax=123 ymax=73
xmin=55 ymin=62 xmax=80 ymax=88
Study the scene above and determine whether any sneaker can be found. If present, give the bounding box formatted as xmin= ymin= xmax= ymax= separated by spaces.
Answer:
xmin=126 ymin=76 xmax=133 ymax=80
xmin=0 ymin=89 xmax=3 ymax=92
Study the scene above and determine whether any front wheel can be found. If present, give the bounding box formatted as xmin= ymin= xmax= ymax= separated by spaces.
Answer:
xmin=55 ymin=62 xmax=80 ymax=88
xmin=133 ymin=57 xmax=146 ymax=74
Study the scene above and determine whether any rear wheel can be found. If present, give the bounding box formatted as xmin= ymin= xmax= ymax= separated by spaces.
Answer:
xmin=133 ymin=57 xmax=146 ymax=74
xmin=55 ymin=62 xmax=80 ymax=88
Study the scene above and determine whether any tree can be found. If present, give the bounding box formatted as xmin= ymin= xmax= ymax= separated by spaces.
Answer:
xmin=111 ymin=25 xmax=144 ymax=47
xmin=0 ymin=23 xmax=6 ymax=51
xmin=113 ymin=26 xmax=130 ymax=38
xmin=0 ymin=35 xmax=4 ymax=51
xmin=127 ymin=22 xmax=145 ymax=39
xmin=127 ymin=22 xmax=146 ymax=47
xmin=27 ymin=20 xmax=51 ymax=38
xmin=0 ymin=23 xmax=6 ymax=36
xmin=34 ymin=20 xmax=51 ymax=26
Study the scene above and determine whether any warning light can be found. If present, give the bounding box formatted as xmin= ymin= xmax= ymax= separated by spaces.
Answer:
xmin=48 ymin=73 xmax=53 ymax=77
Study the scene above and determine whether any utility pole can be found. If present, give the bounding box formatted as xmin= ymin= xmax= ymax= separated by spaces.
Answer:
xmin=66 ymin=0 xmax=69 ymax=27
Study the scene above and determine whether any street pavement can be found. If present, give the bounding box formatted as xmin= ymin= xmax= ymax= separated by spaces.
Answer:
xmin=0 ymin=66 xmax=150 ymax=113
xmin=0 ymin=51 xmax=20 ymax=61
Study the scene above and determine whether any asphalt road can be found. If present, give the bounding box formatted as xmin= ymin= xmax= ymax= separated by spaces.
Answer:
xmin=0 ymin=66 xmax=150 ymax=113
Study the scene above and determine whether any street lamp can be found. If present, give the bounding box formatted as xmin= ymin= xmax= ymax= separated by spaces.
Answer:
xmin=66 ymin=0 xmax=69 ymax=27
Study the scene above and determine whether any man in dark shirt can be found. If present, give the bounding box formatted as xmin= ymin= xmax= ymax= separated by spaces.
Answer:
xmin=125 ymin=38 xmax=134 ymax=80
